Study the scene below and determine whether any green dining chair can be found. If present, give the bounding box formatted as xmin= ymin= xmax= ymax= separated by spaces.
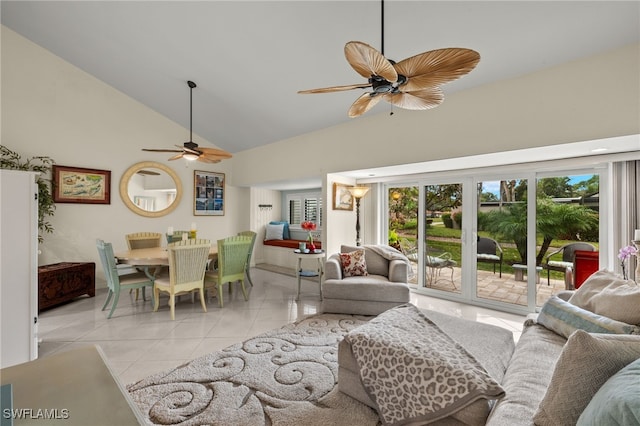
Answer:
xmin=237 ymin=230 xmax=257 ymax=286
xmin=96 ymin=239 xmax=155 ymax=319
xmin=204 ymin=236 xmax=252 ymax=307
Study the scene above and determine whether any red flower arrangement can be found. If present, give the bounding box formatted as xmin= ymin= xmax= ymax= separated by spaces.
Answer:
xmin=301 ymin=221 xmax=317 ymax=250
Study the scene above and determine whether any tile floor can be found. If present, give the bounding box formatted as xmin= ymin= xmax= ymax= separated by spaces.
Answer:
xmin=37 ymin=267 xmax=526 ymax=387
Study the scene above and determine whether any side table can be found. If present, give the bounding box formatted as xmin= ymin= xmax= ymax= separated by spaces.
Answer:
xmin=512 ymin=264 xmax=543 ymax=284
xmin=293 ymin=250 xmax=325 ymax=301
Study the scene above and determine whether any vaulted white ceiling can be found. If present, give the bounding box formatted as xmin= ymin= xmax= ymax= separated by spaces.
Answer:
xmin=2 ymin=1 xmax=639 ymax=155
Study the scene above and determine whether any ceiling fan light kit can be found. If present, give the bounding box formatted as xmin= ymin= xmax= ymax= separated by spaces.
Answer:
xmin=298 ymin=1 xmax=480 ymax=117
xmin=142 ymin=80 xmax=233 ymax=163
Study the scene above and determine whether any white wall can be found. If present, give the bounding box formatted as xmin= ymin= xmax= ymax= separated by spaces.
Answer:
xmin=324 ymin=174 xmax=357 ymax=255
xmin=1 ymin=27 xmax=246 ymax=285
xmin=249 ymin=187 xmax=282 ymax=264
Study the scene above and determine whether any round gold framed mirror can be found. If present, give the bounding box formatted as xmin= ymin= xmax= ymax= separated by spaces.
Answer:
xmin=120 ymin=161 xmax=182 ymax=217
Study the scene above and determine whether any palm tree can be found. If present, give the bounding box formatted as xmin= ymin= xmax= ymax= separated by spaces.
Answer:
xmin=484 ymin=198 xmax=598 ymax=265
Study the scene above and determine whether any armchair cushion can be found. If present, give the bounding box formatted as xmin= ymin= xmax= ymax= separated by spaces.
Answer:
xmin=547 ymin=260 xmax=572 ymax=269
xmin=477 ymin=253 xmax=501 ymax=262
xmin=340 ymin=244 xmax=409 ymax=281
xmin=341 ymin=245 xmax=388 ymax=276
xmin=325 ymin=255 xmax=343 ymax=280
xmin=339 ymin=249 xmax=368 ymax=277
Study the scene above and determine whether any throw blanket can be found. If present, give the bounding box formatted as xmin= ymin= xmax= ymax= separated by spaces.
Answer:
xmin=364 ymin=244 xmax=409 ymax=264
xmin=346 ymin=304 xmax=505 ymax=426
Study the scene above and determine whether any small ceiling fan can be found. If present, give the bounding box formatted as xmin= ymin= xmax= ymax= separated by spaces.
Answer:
xmin=298 ymin=2 xmax=480 ymax=118
xmin=143 ymin=80 xmax=232 ymax=163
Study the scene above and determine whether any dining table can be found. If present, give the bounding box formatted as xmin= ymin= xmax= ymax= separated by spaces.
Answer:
xmin=114 ymin=246 xmax=218 ymax=266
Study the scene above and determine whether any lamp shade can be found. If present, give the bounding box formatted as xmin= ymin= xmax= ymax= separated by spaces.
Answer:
xmin=348 ymin=186 xmax=370 ymax=199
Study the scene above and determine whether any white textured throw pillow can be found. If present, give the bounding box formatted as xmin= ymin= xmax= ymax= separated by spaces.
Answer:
xmin=533 ymin=330 xmax=640 ymax=426
xmin=568 ymin=269 xmax=640 ymax=325
xmin=264 ymin=223 xmax=284 ymax=240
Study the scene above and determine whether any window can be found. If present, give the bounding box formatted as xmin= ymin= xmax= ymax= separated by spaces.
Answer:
xmin=286 ymin=192 xmax=322 ymax=227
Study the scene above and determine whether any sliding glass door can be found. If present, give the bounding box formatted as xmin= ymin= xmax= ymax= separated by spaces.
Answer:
xmin=475 ymin=177 xmax=530 ymax=307
xmin=388 ymin=186 xmax=419 ymax=284
xmin=385 ymin=166 xmax=604 ymax=314
xmin=535 ymin=172 xmax=600 ymax=307
xmin=423 ymin=183 xmax=462 ymax=294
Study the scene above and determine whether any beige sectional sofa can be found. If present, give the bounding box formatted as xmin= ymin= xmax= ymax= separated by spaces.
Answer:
xmin=336 ymin=270 xmax=640 ymax=425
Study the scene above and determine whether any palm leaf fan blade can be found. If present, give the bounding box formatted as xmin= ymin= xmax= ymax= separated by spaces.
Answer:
xmin=197 ymin=156 xmax=221 ymax=164
xmin=348 ymin=93 xmax=382 ymax=118
xmin=199 ymin=147 xmax=233 ymax=159
xmin=298 ymin=83 xmax=372 ymax=94
xmin=394 ymin=48 xmax=480 ymax=92
xmin=142 ymin=148 xmax=183 ymax=153
xmin=345 ymin=41 xmax=397 ymax=82
xmin=385 ymin=88 xmax=444 ymax=110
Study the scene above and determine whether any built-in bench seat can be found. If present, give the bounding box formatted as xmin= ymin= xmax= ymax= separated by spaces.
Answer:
xmin=262 ymin=239 xmax=323 ymax=268
xmin=263 ymin=239 xmax=323 ymax=249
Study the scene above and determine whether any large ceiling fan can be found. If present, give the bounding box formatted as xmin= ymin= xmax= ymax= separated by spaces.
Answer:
xmin=298 ymin=2 xmax=480 ymax=118
xmin=143 ymin=80 xmax=232 ymax=163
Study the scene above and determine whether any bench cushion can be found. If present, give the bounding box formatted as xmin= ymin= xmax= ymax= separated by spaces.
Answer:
xmin=323 ymin=277 xmax=409 ymax=302
xmin=263 ymin=239 xmax=322 ymax=249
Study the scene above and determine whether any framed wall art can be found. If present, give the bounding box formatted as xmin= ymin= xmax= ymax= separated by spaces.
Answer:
xmin=194 ymin=170 xmax=225 ymax=216
xmin=52 ymin=165 xmax=111 ymax=204
xmin=332 ymin=182 xmax=353 ymax=211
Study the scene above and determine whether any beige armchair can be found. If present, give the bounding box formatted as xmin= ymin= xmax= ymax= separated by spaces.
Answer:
xmin=322 ymin=245 xmax=410 ymax=316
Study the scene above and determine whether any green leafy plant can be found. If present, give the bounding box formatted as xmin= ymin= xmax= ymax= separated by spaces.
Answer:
xmin=388 ymin=229 xmax=401 ymax=250
xmin=0 ymin=145 xmax=56 ymax=242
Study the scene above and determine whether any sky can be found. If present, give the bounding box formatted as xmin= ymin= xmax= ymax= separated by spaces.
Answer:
xmin=481 ymin=174 xmax=595 ymax=197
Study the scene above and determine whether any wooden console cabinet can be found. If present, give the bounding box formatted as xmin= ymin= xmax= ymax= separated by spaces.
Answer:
xmin=38 ymin=262 xmax=95 ymax=312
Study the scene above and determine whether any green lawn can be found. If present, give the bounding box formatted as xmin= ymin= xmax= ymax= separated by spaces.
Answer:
xmin=395 ymin=225 xmax=599 ymax=278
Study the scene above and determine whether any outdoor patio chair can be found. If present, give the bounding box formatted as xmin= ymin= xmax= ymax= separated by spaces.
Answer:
xmin=543 ymin=242 xmax=596 ymax=286
xmin=399 ymin=238 xmax=418 ymax=280
xmin=477 ymin=237 xmax=503 ymax=278
xmin=425 ymin=246 xmax=457 ymax=288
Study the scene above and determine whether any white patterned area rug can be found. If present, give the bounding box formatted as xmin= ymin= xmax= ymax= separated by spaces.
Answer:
xmin=127 ymin=314 xmax=380 ymax=425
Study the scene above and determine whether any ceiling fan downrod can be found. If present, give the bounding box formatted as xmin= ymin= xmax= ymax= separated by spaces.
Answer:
xmin=187 ymin=80 xmax=196 ymax=143
xmin=380 ymin=0 xmax=384 ymax=56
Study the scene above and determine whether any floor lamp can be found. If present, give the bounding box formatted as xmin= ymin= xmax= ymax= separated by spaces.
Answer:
xmin=348 ymin=186 xmax=370 ymax=246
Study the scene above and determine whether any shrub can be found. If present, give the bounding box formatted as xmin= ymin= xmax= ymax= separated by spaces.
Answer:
xmin=477 ymin=211 xmax=489 ymax=231
xmin=388 ymin=229 xmax=401 ymax=250
xmin=442 ymin=213 xmax=453 ymax=228
xmin=452 ymin=211 xmax=462 ymax=229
